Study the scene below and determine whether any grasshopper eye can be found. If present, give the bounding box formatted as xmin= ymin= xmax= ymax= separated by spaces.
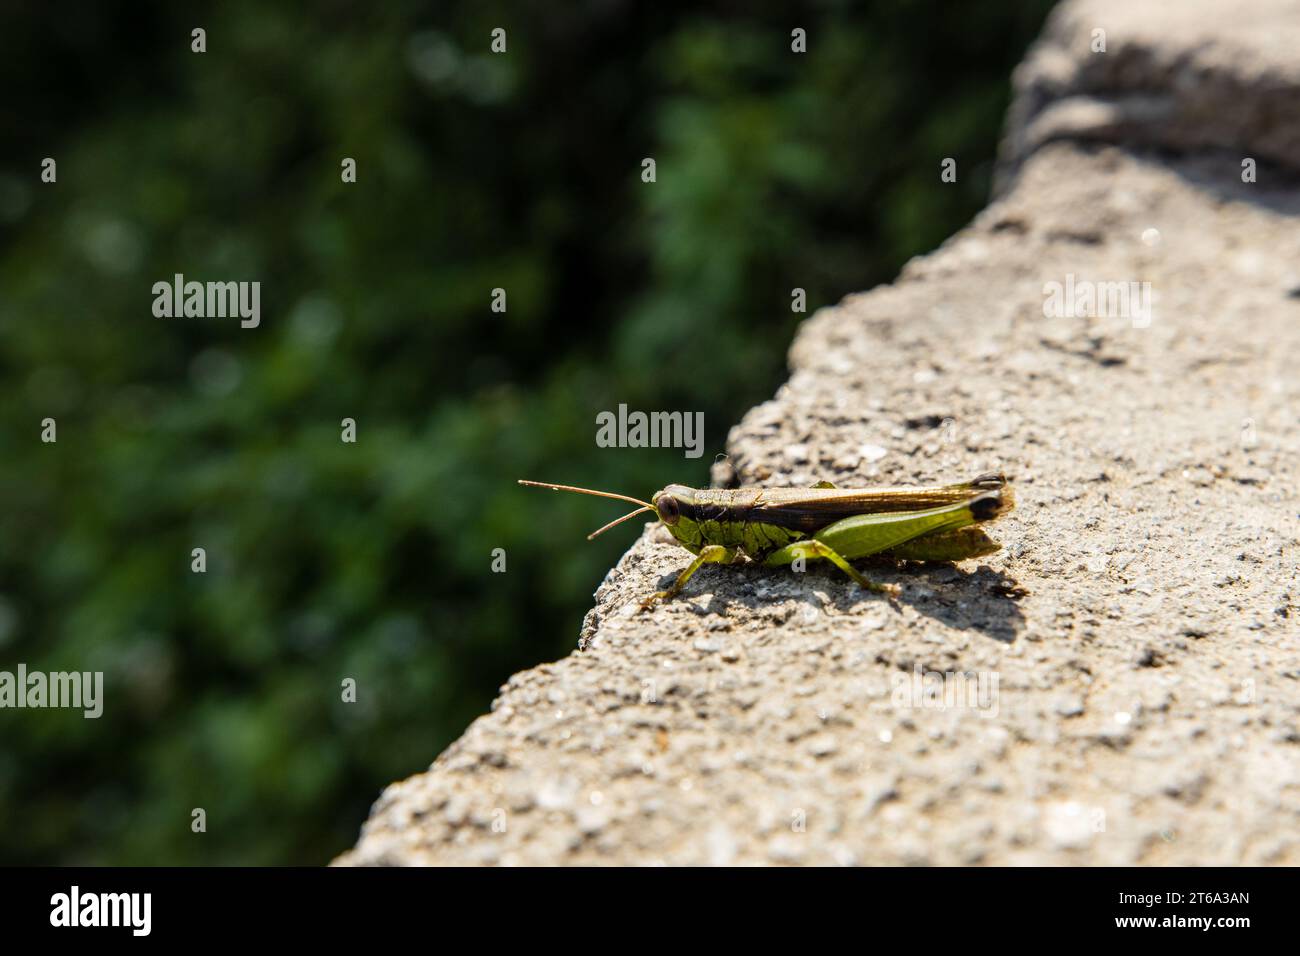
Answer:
xmin=654 ymin=493 xmax=680 ymax=525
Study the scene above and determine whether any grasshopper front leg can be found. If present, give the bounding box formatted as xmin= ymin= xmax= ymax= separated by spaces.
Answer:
xmin=640 ymin=545 xmax=737 ymax=610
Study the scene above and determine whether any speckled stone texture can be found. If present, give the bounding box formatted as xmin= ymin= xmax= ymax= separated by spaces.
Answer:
xmin=337 ymin=0 xmax=1300 ymax=865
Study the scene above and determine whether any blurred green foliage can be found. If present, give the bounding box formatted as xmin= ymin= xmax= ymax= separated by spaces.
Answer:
xmin=0 ymin=1 xmax=1053 ymax=863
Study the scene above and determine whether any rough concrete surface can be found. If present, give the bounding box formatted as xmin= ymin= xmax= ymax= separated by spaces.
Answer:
xmin=1001 ymin=0 xmax=1300 ymax=185
xmin=338 ymin=0 xmax=1300 ymax=865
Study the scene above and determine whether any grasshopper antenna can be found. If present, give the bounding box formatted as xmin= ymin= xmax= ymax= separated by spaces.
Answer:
xmin=517 ymin=479 xmax=653 ymax=510
xmin=518 ymin=480 xmax=658 ymax=541
xmin=584 ymin=506 xmax=654 ymax=540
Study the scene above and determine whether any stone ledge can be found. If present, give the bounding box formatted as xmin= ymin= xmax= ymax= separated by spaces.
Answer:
xmin=337 ymin=0 xmax=1300 ymax=866
xmin=999 ymin=0 xmax=1300 ymax=189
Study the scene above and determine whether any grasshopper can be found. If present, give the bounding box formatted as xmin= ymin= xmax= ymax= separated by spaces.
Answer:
xmin=518 ymin=473 xmax=1014 ymax=608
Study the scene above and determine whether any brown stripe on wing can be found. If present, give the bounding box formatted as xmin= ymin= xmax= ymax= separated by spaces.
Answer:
xmin=687 ymin=476 xmax=1009 ymax=534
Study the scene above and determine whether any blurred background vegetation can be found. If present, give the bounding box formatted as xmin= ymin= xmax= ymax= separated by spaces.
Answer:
xmin=0 ymin=0 xmax=1054 ymax=863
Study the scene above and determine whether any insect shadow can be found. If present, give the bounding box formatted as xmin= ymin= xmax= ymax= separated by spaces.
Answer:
xmin=887 ymin=562 xmax=1025 ymax=642
xmin=667 ymin=560 xmax=1026 ymax=644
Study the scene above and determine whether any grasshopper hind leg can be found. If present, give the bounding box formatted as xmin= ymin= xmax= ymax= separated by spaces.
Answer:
xmin=883 ymin=526 xmax=1002 ymax=562
xmin=763 ymin=490 xmax=1009 ymax=598
xmin=764 ymin=539 xmax=900 ymax=597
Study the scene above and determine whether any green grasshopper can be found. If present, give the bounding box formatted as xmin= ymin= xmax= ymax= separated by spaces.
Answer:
xmin=519 ymin=473 xmax=1014 ymax=608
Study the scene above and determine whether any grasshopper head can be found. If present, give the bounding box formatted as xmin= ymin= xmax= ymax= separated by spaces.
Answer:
xmin=652 ymin=485 xmax=705 ymax=552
